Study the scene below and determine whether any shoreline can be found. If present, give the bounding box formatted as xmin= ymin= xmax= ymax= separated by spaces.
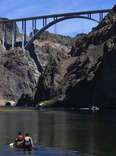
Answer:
xmin=0 ymin=107 xmax=34 ymax=112
xmin=0 ymin=106 xmax=116 ymax=113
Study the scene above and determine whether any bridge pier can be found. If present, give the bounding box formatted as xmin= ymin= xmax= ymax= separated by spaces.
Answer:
xmin=43 ymin=18 xmax=47 ymax=27
xmin=32 ymin=19 xmax=36 ymax=37
xmin=2 ymin=23 xmax=6 ymax=49
xmin=88 ymin=13 xmax=91 ymax=19
xmin=54 ymin=17 xmax=57 ymax=34
xmin=45 ymin=18 xmax=47 ymax=25
xmin=22 ymin=20 xmax=26 ymax=50
xmin=99 ymin=13 xmax=103 ymax=21
xmin=43 ymin=18 xmax=45 ymax=27
xmin=12 ymin=22 xmax=16 ymax=48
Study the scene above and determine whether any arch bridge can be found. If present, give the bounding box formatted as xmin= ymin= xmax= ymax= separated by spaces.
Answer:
xmin=0 ymin=9 xmax=111 ymax=50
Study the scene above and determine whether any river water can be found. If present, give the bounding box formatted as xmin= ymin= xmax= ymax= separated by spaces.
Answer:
xmin=0 ymin=109 xmax=116 ymax=156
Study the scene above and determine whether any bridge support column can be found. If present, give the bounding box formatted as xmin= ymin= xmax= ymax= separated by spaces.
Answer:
xmin=22 ymin=20 xmax=26 ymax=50
xmin=99 ymin=13 xmax=103 ymax=21
xmin=54 ymin=17 xmax=57 ymax=34
xmin=43 ymin=18 xmax=45 ymax=27
xmin=2 ymin=23 xmax=6 ymax=49
xmin=32 ymin=19 xmax=36 ymax=37
xmin=88 ymin=13 xmax=91 ymax=19
xmin=12 ymin=22 xmax=16 ymax=48
xmin=45 ymin=18 xmax=47 ymax=25
xmin=43 ymin=18 xmax=47 ymax=27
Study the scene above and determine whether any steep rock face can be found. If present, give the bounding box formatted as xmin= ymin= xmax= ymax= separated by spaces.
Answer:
xmin=102 ymin=37 xmax=116 ymax=107
xmin=33 ymin=32 xmax=73 ymax=105
xmin=0 ymin=28 xmax=73 ymax=104
xmin=0 ymin=46 xmax=40 ymax=101
xmin=0 ymin=20 xmax=40 ymax=103
xmin=33 ymin=31 xmax=73 ymax=69
xmin=34 ymin=5 xmax=116 ymax=109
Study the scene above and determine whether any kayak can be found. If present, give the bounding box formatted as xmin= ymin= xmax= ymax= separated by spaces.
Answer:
xmin=9 ymin=141 xmax=33 ymax=150
xmin=16 ymin=141 xmax=32 ymax=150
xmin=15 ymin=141 xmax=24 ymax=148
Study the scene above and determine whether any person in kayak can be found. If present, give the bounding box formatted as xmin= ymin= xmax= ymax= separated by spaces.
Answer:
xmin=23 ymin=133 xmax=34 ymax=148
xmin=15 ymin=132 xmax=24 ymax=146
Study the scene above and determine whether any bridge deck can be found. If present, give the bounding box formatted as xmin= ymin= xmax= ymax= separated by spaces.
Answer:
xmin=0 ymin=9 xmax=111 ymax=23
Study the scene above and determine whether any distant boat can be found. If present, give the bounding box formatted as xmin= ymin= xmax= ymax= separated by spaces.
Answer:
xmin=91 ymin=106 xmax=100 ymax=111
xmin=79 ymin=106 xmax=100 ymax=112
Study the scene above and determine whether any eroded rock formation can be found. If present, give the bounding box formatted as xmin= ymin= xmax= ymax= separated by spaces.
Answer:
xmin=34 ymin=5 xmax=116 ymax=109
xmin=1 ymin=5 xmax=116 ymax=108
xmin=0 ymin=25 xmax=72 ymax=105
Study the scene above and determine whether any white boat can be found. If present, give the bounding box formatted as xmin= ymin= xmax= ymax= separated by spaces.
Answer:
xmin=91 ymin=106 xmax=100 ymax=111
xmin=79 ymin=106 xmax=100 ymax=111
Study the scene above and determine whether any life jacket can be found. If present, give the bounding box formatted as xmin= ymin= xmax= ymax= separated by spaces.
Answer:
xmin=18 ymin=135 xmax=23 ymax=141
xmin=24 ymin=136 xmax=31 ymax=146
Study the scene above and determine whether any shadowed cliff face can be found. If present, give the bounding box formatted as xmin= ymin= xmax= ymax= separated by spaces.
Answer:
xmin=34 ymin=4 xmax=116 ymax=109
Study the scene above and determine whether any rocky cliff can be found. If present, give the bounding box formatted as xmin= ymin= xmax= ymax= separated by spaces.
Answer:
xmin=0 ymin=46 xmax=40 ymax=102
xmin=0 ymin=23 xmax=72 ymax=105
xmin=1 ymin=5 xmax=116 ymax=108
xmin=34 ymin=5 xmax=116 ymax=109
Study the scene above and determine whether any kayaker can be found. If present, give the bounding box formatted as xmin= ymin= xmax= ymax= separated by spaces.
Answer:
xmin=23 ymin=133 xmax=34 ymax=148
xmin=15 ymin=132 xmax=24 ymax=146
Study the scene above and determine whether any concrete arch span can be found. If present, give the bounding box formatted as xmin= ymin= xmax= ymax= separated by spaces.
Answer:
xmin=25 ymin=15 xmax=99 ymax=49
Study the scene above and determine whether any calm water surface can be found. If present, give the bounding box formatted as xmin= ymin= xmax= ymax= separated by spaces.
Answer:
xmin=0 ymin=109 xmax=116 ymax=156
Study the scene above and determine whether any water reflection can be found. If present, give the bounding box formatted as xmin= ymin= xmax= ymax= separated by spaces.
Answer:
xmin=37 ymin=111 xmax=97 ymax=152
xmin=0 ymin=111 xmax=39 ymax=146
xmin=37 ymin=111 xmax=116 ymax=155
xmin=0 ymin=110 xmax=115 ymax=156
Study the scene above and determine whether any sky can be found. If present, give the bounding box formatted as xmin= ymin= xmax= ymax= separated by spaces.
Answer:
xmin=0 ymin=0 xmax=116 ymax=36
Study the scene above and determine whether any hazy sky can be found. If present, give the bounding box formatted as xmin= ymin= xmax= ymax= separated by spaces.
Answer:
xmin=0 ymin=0 xmax=116 ymax=36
